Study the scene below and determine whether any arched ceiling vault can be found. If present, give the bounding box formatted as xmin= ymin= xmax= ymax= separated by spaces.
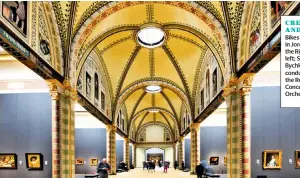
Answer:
xmin=57 ymin=1 xmax=243 ymax=137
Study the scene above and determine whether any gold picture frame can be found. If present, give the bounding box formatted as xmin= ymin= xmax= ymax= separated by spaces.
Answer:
xmin=90 ymin=158 xmax=98 ymax=166
xmin=263 ymin=150 xmax=282 ymax=169
xmin=224 ymin=156 xmax=227 ymax=166
xmin=76 ymin=158 xmax=84 ymax=165
xmin=296 ymin=150 xmax=300 ymax=169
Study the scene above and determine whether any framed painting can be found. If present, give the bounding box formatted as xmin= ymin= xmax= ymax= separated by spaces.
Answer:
xmin=296 ymin=150 xmax=300 ymax=169
xmin=2 ymin=1 xmax=27 ymax=36
xmin=25 ymin=153 xmax=43 ymax=170
xmin=76 ymin=158 xmax=84 ymax=165
xmin=224 ymin=156 xmax=227 ymax=166
xmin=210 ymin=157 xmax=219 ymax=165
xmin=0 ymin=153 xmax=17 ymax=169
xmin=263 ymin=150 xmax=282 ymax=169
xmin=90 ymin=158 xmax=98 ymax=166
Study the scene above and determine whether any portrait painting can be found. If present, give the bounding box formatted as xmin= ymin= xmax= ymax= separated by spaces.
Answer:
xmin=90 ymin=158 xmax=98 ymax=166
xmin=76 ymin=158 xmax=84 ymax=165
xmin=200 ymin=89 xmax=204 ymax=111
xmin=224 ymin=156 xmax=227 ymax=166
xmin=25 ymin=153 xmax=43 ymax=170
xmin=296 ymin=150 xmax=300 ymax=169
xmin=271 ymin=1 xmax=291 ymax=26
xmin=86 ymin=72 xmax=91 ymax=99
xmin=263 ymin=150 xmax=282 ymax=169
xmin=0 ymin=153 xmax=17 ymax=169
xmin=210 ymin=157 xmax=219 ymax=165
xmin=212 ymin=68 xmax=217 ymax=96
xmin=2 ymin=1 xmax=27 ymax=36
xmin=94 ymin=73 xmax=99 ymax=100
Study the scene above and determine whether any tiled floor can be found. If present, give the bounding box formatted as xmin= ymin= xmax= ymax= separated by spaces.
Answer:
xmin=76 ymin=168 xmax=226 ymax=178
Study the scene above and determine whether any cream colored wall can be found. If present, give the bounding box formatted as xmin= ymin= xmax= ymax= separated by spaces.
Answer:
xmin=146 ymin=125 xmax=164 ymax=142
xmin=165 ymin=147 xmax=173 ymax=167
xmin=136 ymin=147 xmax=146 ymax=168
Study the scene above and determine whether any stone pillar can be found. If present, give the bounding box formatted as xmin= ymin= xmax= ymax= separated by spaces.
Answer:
xmin=190 ymin=123 xmax=200 ymax=174
xmin=124 ymin=138 xmax=130 ymax=169
xmin=47 ymin=79 xmax=76 ymax=178
xmin=223 ymin=74 xmax=254 ymax=178
xmin=178 ymin=136 xmax=184 ymax=169
xmin=133 ymin=144 xmax=137 ymax=168
xmin=173 ymin=143 xmax=176 ymax=167
xmin=106 ymin=124 xmax=117 ymax=175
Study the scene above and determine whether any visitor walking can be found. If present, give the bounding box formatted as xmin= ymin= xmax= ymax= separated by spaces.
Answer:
xmin=174 ymin=160 xmax=178 ymax=170
xmin=97 ymin=158 xmax=110 ymax=178
xmin=181 ymin=161 xmax=185 ymax=171
xmin=195 ymin=162 xmax=204 ymax=178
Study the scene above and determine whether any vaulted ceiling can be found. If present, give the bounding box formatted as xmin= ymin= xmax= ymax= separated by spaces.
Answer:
xmin=51 ymin=1 xmax=246 ymax=139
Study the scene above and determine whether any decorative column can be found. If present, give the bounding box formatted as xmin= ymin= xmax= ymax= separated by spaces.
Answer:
xmin=133 ymin=144 xmax=137 ymax=168
xmin=47 ymin=79 xmax=77 ymax=178
xmin=106 ymin=124 xmax=117 ymax=175
xmin=223 ymin=74 xmax=254 ymax=178
xmin=178 ymin=136 xmax=184 ymax=169
xmin=190 ymin=123 xmax=200 ymax=174
xmin=124 ymin=138 xmax=130 ymax=169
xmin=173 ymin=143 xmax=176 ymax=167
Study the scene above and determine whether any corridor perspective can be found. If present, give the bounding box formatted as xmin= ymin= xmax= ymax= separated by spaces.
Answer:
xmin=0 ymin=1 xmax=300 ymax=178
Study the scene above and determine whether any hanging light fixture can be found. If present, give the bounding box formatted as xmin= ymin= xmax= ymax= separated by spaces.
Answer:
xmin=145 ymin=85 xmax=162 ymax=93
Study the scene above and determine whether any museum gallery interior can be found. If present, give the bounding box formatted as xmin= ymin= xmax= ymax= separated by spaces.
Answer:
xmin=0 ymin=1 xmax=300 ymax=178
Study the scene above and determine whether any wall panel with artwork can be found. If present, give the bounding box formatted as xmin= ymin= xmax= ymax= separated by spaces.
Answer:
xmin=0 ymin=93 xmax=52 ymax=178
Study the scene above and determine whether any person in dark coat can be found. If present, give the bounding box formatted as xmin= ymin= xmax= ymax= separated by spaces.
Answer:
xmin=97 ymin=158 xmax=110 ymax=178
xmin=174 ymin=161 xmax=178 ymax=170
xmin=181 ymin=161 xmax=185 ymax=170
xmin=195 ymin=163 xmax=204 ymax=178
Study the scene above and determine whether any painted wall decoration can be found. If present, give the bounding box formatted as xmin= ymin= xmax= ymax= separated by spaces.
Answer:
xmin=139 ymin=129 xmax=146 ymax=142
xmin=196 ymin=50 xmax=223 ymax=114
xmin=270 ymin=2 xmax=291 ymax=26
xmin=25 ymin=153 xmax=43 ymax=170
xmin=77 ymin=53 xmax=111 ymax=118
xmin=0 ymin=154 xmax=17 ymax=169
xmin=2 ymin=1 xmax=27 ymax=36
xmin=164 ymin=128 xmax=171 ymax=142
xmin=249 ymin=2 xmax=261 ymax=55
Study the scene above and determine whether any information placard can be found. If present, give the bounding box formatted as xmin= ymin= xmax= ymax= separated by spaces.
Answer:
xmin=281 ymin=16 xmax=300 ymax=107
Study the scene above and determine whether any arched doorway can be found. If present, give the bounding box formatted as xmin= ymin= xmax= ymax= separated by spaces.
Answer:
xmin=145 ymin=148 xmax=165 ymax=163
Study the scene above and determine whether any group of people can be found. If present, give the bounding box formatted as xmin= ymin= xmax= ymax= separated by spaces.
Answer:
xmin=143 ymin=160 xmax=156 ymax=172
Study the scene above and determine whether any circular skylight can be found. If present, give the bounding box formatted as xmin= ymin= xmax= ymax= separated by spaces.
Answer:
xmin=137 ymin=27 xmax=165 ymax=48
xmin=149 ymin=109 xmax=159 ymax=113
xmin=145 ymin=85 xmax=162 ymax=93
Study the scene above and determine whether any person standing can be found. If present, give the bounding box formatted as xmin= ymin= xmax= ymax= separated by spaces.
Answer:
xmin=174 ymin=160 xmax=178 ymax=170
xmin=163 ymin=161 xmax=169 ymax=173
xmin=181 ymin=161 xmax=185 ymax=171
xmin=97 ymin=158 xmax=110 ymax=178
xmin=196 ymin=162 xmax=204 ymax=178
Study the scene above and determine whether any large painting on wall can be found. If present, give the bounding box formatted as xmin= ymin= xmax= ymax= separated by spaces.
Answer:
xmin=0 ymin=154 xmax=17 ymax=169
xmin=210 ymin=157 xmax=219 ymax=165
xmin=25 ymin=153 xmax=43 ymax=170
xmin=90 ymin=158 xmax=98 ymax=166
xmin=296 ymin=150 xmax=300 ymax=168
xmin=86 ymin=72 xmax=91 ymax=99
xmin=147 ymin=153 xmax=163 ymax=162
xmin=271 ymin=1 xmax=291 ymax=26
xmin=2 ymin=1 xmax=27 ymax=36
xmin=212 ymin=68 xmax=217 ymax=96
xmin=76 ymin=158 xmax=84 ymax=165
xmin=263 ymin=150 xmax=282 ymax=169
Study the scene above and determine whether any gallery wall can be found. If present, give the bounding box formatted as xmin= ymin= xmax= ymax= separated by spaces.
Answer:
xmin=200 ymin=126 xmax=227 ymax=174
xmin=184 ymin=139 xmax=191 ymax=169
xmin=0 ymin=93 xmax=52 ymax=178
xmin=75 ymin=128 xmax=107 ymax=174
xmin=251 ymin=87 xmax=300 ymax=178
xmin=116 ymin=140 xmax=124 ymax=166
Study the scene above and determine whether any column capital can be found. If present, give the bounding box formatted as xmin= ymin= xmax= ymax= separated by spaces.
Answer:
xmin=190 ymin=123 xmax=200 ymax=131
xmin=237 ymin=73 xmax=255 ymax=96
xmin=124 ymin=137 xmax=130 ymax=142
xmin=106 ymin=124 xmax=117 ymax=132
xmin=222 ymin=75 xmax=238 ymax=98
xmin=46 ymin=79 xmax=78 ymax=101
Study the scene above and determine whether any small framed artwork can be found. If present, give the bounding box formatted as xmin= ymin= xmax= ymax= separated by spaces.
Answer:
xmin=90 ymin=158 xmax=98 ymax=166
xmin=263 ymin=150 xmax=282 ymax=169
xmin=76 ymin=158 xmax=84 ymax=165
xmin=25 ymin=153 xmax=43 ymax=170
xmin=224 ymin=157 xmax=227 ymax=166
xmin=296 ymin=150 xmax=300 ymax=168
xmin=210 ymin=157 xmax=219 ymax=165
xmin=0 ymin=153 xmax=17 ymax=169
